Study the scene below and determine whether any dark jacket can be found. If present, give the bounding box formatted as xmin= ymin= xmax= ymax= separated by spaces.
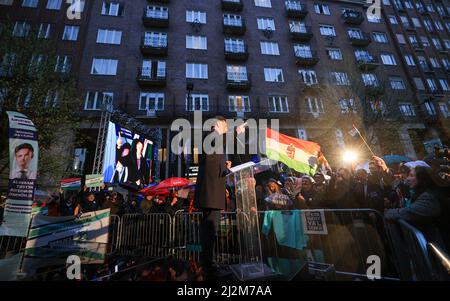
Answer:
xmin=352 ymin=181 xmax=385 ymax=212
xmin=194 ymin=131 xmax=230 ymax=210
xmin=128 ymin=154 xmax=150 ymax=186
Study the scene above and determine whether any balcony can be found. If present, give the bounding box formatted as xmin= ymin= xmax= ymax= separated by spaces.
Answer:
xmin=342 ymin=10 xmax=364 ymax=25
xmin=137 ymin=67 xmax=166 ymax=87
xmin=364 ymin=84 xmax=383 ymax=96
xmin=221 ymin=0 xmax=243 ymax=12
xmin=143 ymin=9 xmax=169 ymax=27
xmin=417 ymin=7 xmax=428 ymax=15
xmin=356 ymin=56 xmax=379 ymax=70
xmin=348 ymin=32 xmax=371 ymax=46
xmin=419 ymin=63 xmax=434 ymax=73
xmin=224 ymin=45 xmax=248 ymax=61
xmin=411 ymin=42 xmax=424 ymax=51
xmin=140 ymin=37 xmax=168 ymax=56
xmin=223 ymin=19 xmax=246 ymax=35
xmin=290 ymin=26 xmax=313 ymax=41
xmin=285 ymin=2 xmax=308 ymax=18
xmin=226 ymin=72 xmax=251 ymax=91
xmin=295 ymin=50 xmax=319 ymax=66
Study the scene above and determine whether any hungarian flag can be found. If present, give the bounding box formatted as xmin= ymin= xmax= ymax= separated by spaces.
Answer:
xmin=60 ymin=178 xmax=81 ymax=191
xmin=265 ymin=128 xmax=321 ymax=175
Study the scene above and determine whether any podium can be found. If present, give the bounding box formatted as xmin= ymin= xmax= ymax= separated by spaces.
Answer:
xmin=226 ymin=159 xmax=278 ymax=280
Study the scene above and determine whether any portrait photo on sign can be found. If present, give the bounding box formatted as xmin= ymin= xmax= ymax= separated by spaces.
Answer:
xmin=9 ymin=139 xmax=38 ymax=180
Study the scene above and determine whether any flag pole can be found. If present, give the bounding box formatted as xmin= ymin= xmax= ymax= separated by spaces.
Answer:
xmin=353 ymin=124 xmax=376 ymax=157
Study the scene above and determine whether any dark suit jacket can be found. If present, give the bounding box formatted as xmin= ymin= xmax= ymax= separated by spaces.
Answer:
xmin=128 ymin=154 xmax=150 ymax=185
xmin=194 ymin=131 xmax=230 ymax=210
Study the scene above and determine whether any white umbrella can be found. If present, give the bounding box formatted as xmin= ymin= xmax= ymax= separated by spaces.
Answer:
xmin=404 ymin=160 xmax=430 ymax=169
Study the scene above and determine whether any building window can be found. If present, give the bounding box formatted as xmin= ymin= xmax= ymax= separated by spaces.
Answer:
xmin=229 ymin=95 xmax=250 ymax=112
xmin=84 ymin=91 xmax=113 ymax=110
xmin=224 ymin=14 xmax=242 ymax=26
xmin=101 ymin=2 xmax=124 ymax=16
xmin=37 ymin=23 xmax=51 ymax=39
xmin=227 ymin=65 xmax=248 ymax=81
xmin=424 ymin=101 xmax=436 ymax=116
xmin=426 ymin=78 xmax=438 ymax=92
xmin=62 ymin=25 xmax=79 ymax=41
xmin=330 ymin=72 xmax=349 ymax=85
xmin=298 ymin=127 xmax=307 ymax=140
xmin=367 ymin=14 xmax=381 ymax=23
xmin=264 ymin=67 xmax=284 ymax=82
xmin=68 ymin=0 xmax=85 ymax=12
xmin=12 ymin=21 xmax=30 ymax=37
xmin=29 ymin=54 xmax=45 ymax=74
xmin=0 ymin=0 xmax=14 ymax=5
xmin=254 ymin=0 xmax=271 ymax=8
xmin=144 ymin=32 xmax=167 ymax=47
xmin=388 ymin=15 xmax=398 ymax=24
xmin=438 ymin=103 xmax=450 ymax=118
xmin=319 ymin=24 xmax=336 ymax=36
xmin=339 ymin=99 xmax=356 ymax=114
xmin=96 ymin=29 xmax=122 ymax=45
xmin=257 ymin=17 xmax=275 ymax=31
xmin=186 ymin=63 xmax=208 ymax=79
xmin=399 ymin=103 xmax=415 ymax=116
xmin=396 ymin=34 xmax=405 ymax=44
xmin=225 ymin=38 xmax=245 ymax=52
xmin=186 ymin=10 xmax=206 ymax=24
xmin=268 ymin=96 xmax=289 ymax=112
xmin=314 ymin=3 xmax=330 ymax=15
xmin=139 ymin=92 xmax=164 ymax=111
xmin=413 ymin=77 xmax=425 ymax=90
xmin=439 ymin=79 xmax=450 ymax=91
xmin=55 ymin=55 xmax=71 ymax=73
xmin=145 ymin=5 xmax=168 ymax=19
xmin=22 ymin=0 xmax=38 ymax=8
xmin=326 ymin=48 xmax=342 ymax=60
xmin=298 ymin=69 xmax=318 ymax=85
xmin=141 ymin=60 xmax=166 ymax=78
xmin=370 ymin=100 xmax=386 ymax=114
xmin=362 ymin=73 xmax=379 ymax=86
xmin=91 ymin=58 xmax=118 ymax=75
xmin=335 ymin=129 xmax=345 ymax=148
xmin=260 ymin=41 xmax=279 ymax=55
xmin=186 ymin=35 xmax=207 ymax=50
xmin=306 ymin=97 xmax=325 ymax=115
xmin=46 ymin=0 xmax=62 ymax=10
xmin=429 ymin=58 xmax=440 ymax=69
xmin=186 ymin=94 xmax=209 ymax=111
xmin=389 ymin=76 xmax=406 ymax=90
xmin=372 ymin=32 xmax=388 ymax=43
xmin=380 ymin=53 xmax=397 ymax=65
xmin=420 ymin=36 xmax=430 ymax=47
xmin=444 ymin=39 xmax=450 ymax=49
xmin=404 ymin=54 xmax=415 ymax=66
xmin=411 ymin=17 xmax=421 ymax=28
xmin=432 ymin=38 xmax=442 ymax=50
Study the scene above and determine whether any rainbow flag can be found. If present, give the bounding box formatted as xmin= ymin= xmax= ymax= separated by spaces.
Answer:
xmin=265 ymin=128 xmax=321 ymax=175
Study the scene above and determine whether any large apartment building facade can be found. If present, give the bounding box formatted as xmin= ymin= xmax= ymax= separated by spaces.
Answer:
xmin=1 ymin=0 xmax=449 ymax=178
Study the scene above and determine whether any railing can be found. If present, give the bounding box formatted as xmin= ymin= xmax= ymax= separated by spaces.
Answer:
xmin=223 ymin=18 xmax=243 ymax=27
xmin=144 ymin=9 xmax=169 ymax=19
xmin=138 ymin=67 xmax=166 ymax=79
xmin=224 ymin=44 xmax=246 ymax=53
xmin=226 ymin=71 xmax=249 ymax=81
xmin=142 ymin=37 xmax=168 ymax=48
xmin=428 ymin=243 xmax=450 ymax=275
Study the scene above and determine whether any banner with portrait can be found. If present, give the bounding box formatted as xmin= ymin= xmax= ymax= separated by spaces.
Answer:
xmin=0 ymin=111 xmax=38 ymax=237
xmin=103 ymin=122 xmax=153 ymax=187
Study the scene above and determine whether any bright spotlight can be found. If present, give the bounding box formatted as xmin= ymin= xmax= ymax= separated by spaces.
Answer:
xmin=343 ymin=150 xmax=358 ymax=163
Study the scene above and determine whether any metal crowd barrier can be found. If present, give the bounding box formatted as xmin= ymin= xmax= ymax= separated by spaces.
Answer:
xmin=172 ymin=211 xmax=239 ymax=265
xmin=0 ymin=236 xmax=26 ymax=259
xmin=386 ymin=219 xmax=450 ymax=281
xmin=116 ymin=213 xmax=173 ymax=258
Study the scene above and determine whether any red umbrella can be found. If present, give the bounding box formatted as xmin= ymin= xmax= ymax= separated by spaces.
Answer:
xmin=157 ymin=177 xmax=191 ymax=189
xmin=139 ymin=185 xmax=170 ymax=196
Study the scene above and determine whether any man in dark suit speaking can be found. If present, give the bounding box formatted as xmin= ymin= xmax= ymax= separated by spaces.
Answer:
xmin=194 ymin=116 xmax=245 ymax=278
